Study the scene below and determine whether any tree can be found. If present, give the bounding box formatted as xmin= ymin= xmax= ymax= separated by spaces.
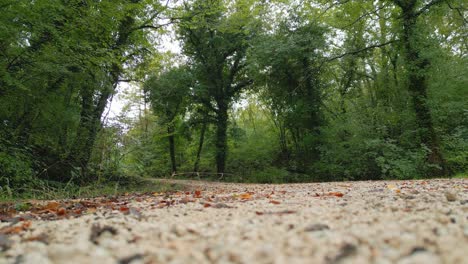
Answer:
xmin=249 ymin=16 xmax=328 ymax=171
xmin=145 ymin=66 xmax=192 ymax=174
xmin=390 ymin=0 xmax=448 ymax=174
xmin=178 ymin=0 xmax=259 ymax=174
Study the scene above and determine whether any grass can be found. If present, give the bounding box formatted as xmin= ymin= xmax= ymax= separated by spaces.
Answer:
xmin=453 ymin=172 xmax=468 ymax=179
xmin=0 ymin=175 xmax=181 ymax=202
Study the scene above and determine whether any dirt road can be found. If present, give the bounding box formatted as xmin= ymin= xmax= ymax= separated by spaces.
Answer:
xmin=1 ymin=179 xmax=467 ymax=264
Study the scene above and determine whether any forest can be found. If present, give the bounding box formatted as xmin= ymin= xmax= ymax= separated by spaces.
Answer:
xmin=0 ymin=0 xmax=466 ymax=198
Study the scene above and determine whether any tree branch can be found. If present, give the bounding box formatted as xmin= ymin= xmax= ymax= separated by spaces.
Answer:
xmin=323 ymin=39 xmax=397 ymax=64
xmin=447 ymin=2 xmax=468 ymax=24
xmin=415 ymin=0 xmax=446 ymax=17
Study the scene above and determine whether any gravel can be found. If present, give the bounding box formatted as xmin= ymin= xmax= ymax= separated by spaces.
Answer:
xmin=0 ymin=178 xmax=467 ymax=264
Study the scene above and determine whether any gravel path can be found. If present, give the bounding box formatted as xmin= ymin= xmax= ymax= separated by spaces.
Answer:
xmin=1 ymin=179 xmax=467 ymax=264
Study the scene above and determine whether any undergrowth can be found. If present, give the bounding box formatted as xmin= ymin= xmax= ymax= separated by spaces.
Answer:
xmin=0 ymin=175 xmax=180 ymax=202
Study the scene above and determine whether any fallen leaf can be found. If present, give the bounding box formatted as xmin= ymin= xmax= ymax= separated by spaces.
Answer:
xmin=328 ymin=192 xmax=344 ymax=197
xmin=240 ymin=193 xmax=252 ymax=200
xmin=44 ymin=202 xmax=60 ymax=211
xmin=86 ymin=207 xmax=97 ymax=214
xmin=0 ymin=221 xmax=31 ymax=235
xmin=180 ymin=196 xmax=194 ymax=204
xmin=386 ymin=184 xmax=401 ymax=194
xmin=194 ymin=190 xmax=202 ymax=198
xmin=57 ymin=207 xmax=67 ymax=216
xmin=269 ymin=200 xmax=281 ymax=205
xmin=23 ymin=233 xmax=49 ymax=244
xmin=203 ymin=203 xmax=212 ymax=208
xmin=119 ymin=206 xmax=130 ymax=214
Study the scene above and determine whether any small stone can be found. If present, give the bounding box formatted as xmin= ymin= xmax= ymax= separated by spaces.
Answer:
xmin=331 ymin=243 xmax=357 ymax=263
xmin=444 ymin=192 xmax=457 ymax=202
xmin=304 ymin=223 xmax=330 ymax=232
xmin=397 ymin=251 xmax=441 ymax=264
xmin=119 ymin=253 xmax=144 ymax=264
xmin=0 ymin=234 xmax=12 ymax=251
xmin=18 ymin=252 xmax=51 ymax=264
xmin=212 ymin=203 xmax=232 ymax=208
xmin=90 ymin=224 xmax=118 ymax=244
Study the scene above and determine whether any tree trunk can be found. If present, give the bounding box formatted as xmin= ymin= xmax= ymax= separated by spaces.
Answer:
xmin=69 ymin=86 xmax=110 ymax=178
xmin=67 ymin=10 xmax=137 ymax=176
xmin=193 ymin=121 xmax=207 ymax=173
xmin=215 ymin=102 xmax=229 ymax=174
xmin=399 ymin=1 xmax=446 ymax=175
xmin=168 ymin=123 xmax=177 ymax=174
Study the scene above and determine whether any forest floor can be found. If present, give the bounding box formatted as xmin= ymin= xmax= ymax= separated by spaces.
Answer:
xmin=0 ymin=178 xmax=467 ymax=264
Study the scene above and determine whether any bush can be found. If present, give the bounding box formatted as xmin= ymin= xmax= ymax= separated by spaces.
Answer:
xmin=0 ymin=143 xmax=36 ymax=193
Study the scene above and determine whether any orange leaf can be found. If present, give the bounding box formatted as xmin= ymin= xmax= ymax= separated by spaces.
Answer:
xmin=57 ymin=207 xmax=67 ymax=216
xmin=240 ymin=193 xmax=252 ymax=200
xmin=328 ymin=192 xmax=344 ymax=197
xmin=194 ymin=190 xmax=202 ymax=198
xmin=44 ymin=201 xmax=60 ymax=211
xmin=119 ymin=206 xmax=130 ymax=214
xmin=269 ymin=200 xmax=281 ymax=205
xmin=86 ymin=207 xmax=97 ymax=214
xmin=203 ymin=203 xmax=212 ymax=208
xmin=0 ymin=221 xmax=31 ymax=235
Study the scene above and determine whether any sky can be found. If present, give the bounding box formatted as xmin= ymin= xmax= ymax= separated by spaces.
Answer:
xmin=105 ymin=27 xmax=182 ymax=124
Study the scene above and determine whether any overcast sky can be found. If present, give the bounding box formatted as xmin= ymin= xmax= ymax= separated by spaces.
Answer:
xmin=105 ymin=28 xmax=182 ymax=124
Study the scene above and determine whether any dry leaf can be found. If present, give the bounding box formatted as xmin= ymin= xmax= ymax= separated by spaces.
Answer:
xmin=0 ymin=221 xmax=31 ymax=235
xmin=269 ymin=200 xmax=281 ymax=205
xmin=44 ymin=202 xmax=60 ymax=211
xmin=240 ymin=193 xmax=252 ymax=200
xmin=57 ymin=207 xmax=67 ymax=216
xmin=194 ymin=190 xmax=202 ymax=198
xmin=24 ymin=233 xmax=49 ymax=244
xmin=119 ymin=206 xmax=130 ymax=214
xmin=328 ymin=192 xmax=344 ymax=197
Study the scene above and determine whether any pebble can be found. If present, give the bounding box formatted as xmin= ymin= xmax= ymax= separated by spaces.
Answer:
xmin=444 ymin=191 xmax=457 ymax=202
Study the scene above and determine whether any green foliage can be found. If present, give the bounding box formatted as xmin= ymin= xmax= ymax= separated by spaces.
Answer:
xmin=0 ymin=145 xmax=35 ymax=191
xmin=1 ymin=0 xmax=466 ymax=198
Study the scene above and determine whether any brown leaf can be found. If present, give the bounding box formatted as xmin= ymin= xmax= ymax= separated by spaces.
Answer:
xmin=44 ymin=202 xmax=60 ymax=211
xmin=86 ymin=207 xmax=97 ymax=214
xmin=0 ymin=221 xmax=31 ymax=235
xmin=57 ymin=207 xmax=67 ymax=216
xmin=240 ymin=193 xmax=252 ymax=200
xmin=203 ymin=203 xmax=212 ymax=208
xmin=269 ymin=200 xmax=281 ymax=205
xmin=119 ymin=206 xmax=130 ymax=214
xmin=328 ymin=192 xmax=344 ymax=197
xmin=24 ymin=233 xmax=49 ymax=244
xmin=194 ymin=190 xmax=202 ymax=198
